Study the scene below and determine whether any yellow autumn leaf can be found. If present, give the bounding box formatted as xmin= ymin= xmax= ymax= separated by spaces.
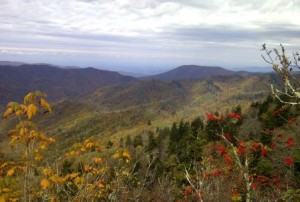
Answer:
xmin=7 ymin=169 xmax=14 ymax=176
xmin=98 ymin=181 xmax=105 ymax=188
xmin=3 ymin=107 xmax=13 ymax=118
xmin=69 ymin=173 xmax=79 ymax=179
xmin=39 ymin=133 xmax=48 ymax=141
xmin=7 ymin=102 xmax=20 ymax=111
xmin=40 ymin=98 xmax=51 ymax=112
xmin=1 ymin=162 xmax=8 ymax=169
xmin=11 ymin=135 xmax=19 ymax=141
xmin=40 ymin=144 xmax=47 ymax=150
xmin=41 ymin=178 xmax=51 ymax=189
xmin=27 ymin=104 xmax=37 ymax=119
xmin=49 ymin=175 xmax=65 ymax=185
xmin=20 ymin=127 xmax=28 ymax=137
xmin=50 ymin=197 xmax=57 ymax=202
xmin=29 ymin=130 xmax=36 ymax=139
xmin=87 ymin=183 xmax=95 ymax=191
xmin=24 ymin=92 xmax=44 ymax=104
xmin=0 ymin=196 xmax=6 ymax=202
xmin=122 ymin=171 xmax=130 ymax=176
xmin=74 ymin=176 xmax=85 ymax=185
xmin=84 ymin=165 xmax=91 ymax=172
xmin=35 ymin=155 xmax=43 ymax=161
xmin=9 ymin=141 xmax=16 ymax=149
xmin=85 ymin=142 xmax=94 ymax=149
xmin=93 ymin=157 xmax=102 ymax=164
xmin=35 ymin=91 xmax=46 ymax=96
xmin=98 ymin=167 xmax=108 ymax=173
xmin=42 ymin=168 xmax=52 ymax=176
xmin=24 ymin=92 xmax=34 ymax=104
xmin=20 ymin=104 xmax=27 ymax=115
xmin=122 ymin=151 xmax=131 ymax=160
xmin=48 ymin=137 xmax=56 ymax=143
xmin=112 ymin=152 xmax=120 ymax=159
xmin=15 ymin=109 xmax=23 ymax=116
xmin=2 ymin=188 xmax=10 ymax=193
xmin=68 ymin=151 xmax=76 ymax=156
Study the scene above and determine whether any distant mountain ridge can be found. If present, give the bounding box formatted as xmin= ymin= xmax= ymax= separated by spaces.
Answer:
xmin=0 ymin=61 xmax=84 ymax=69
xmin=141 ymin=65 xmax=234 ymax=81
xmin=0 ymin=61 xmax=25 ymax=66
xmin=0 ymin=62 xmax=269 ymax=106
xmin=0 ymin=64 xmax=137 ymax=104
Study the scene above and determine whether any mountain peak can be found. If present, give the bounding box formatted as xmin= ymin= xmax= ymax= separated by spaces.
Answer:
xmin=142 ymin=65 xmax=233 ymax=81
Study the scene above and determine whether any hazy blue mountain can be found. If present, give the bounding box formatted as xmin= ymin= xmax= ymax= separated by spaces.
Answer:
xmin=0 ymin=64 xmax=137 ymax=104
xmin=141 ymin=65 xmax=234 ymax=81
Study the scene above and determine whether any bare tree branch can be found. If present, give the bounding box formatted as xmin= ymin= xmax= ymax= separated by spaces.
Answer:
xmin=261 ymin=44 xmax=300 ymax=105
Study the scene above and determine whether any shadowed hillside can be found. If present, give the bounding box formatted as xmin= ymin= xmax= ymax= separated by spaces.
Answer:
xmin=0 ymin=64 xmax=137 ymax=104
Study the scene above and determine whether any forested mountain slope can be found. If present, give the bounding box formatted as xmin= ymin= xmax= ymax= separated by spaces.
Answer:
xmin=0 ymin=64 xmax=137 ymax=104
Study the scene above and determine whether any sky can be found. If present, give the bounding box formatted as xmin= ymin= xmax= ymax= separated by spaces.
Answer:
xmin=0 ymin=0 xmax=300 ymax=74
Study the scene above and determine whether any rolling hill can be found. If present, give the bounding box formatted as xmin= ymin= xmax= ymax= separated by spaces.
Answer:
xmin=85 ymin=74 xmax=275 ymax=113
xmin=141 ymin=65 xmax=234 ymax=81
xmin=0 ymin=62 xmax=280 ymax=155
xmin=0 ymin=62 xmax=279 ymax=144
xmin=0 ymin=64 xmax=137 ymax=104
xmin=41 ymin=73 xmax=278 ymax=149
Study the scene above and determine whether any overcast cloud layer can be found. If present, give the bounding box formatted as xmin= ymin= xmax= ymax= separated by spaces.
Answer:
xmin=0 ymin=0 xmax=300 ymax=73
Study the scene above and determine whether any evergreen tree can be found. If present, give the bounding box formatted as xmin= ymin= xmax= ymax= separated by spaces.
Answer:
xmin=146 ymin=131 xmax=157 ymax=152
xmin=125 ymin=135 xmax=133 ymax=147
xmin=133 ymin=134 xmax=143 ymax=148
xmin=191 ymin=117 xmax=204 ymax=138
xmin=177 ymin=120 xmax=190 ymax=140
xmin=119 ymin=137 xmax=124 ymax=148
xmin=205 ymin=113 xmax=222 ymax=141
xmin=106 ymin=140 xmax=114 ymax=148
xmin=168 ymin=122 xmax=178 ymax=154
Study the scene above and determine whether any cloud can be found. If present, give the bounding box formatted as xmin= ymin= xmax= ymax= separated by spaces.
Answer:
xmin=162 ymin=24 xmax=300 ymax=45
xmin=0 ymin=0 xmax=300 ymax=71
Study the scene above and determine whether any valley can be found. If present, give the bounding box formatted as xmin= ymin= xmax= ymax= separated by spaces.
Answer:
xmin=1 ymin=63 xmax=275 ymax=152
xmin=1 ymin=62 xmax=299 ymax=201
